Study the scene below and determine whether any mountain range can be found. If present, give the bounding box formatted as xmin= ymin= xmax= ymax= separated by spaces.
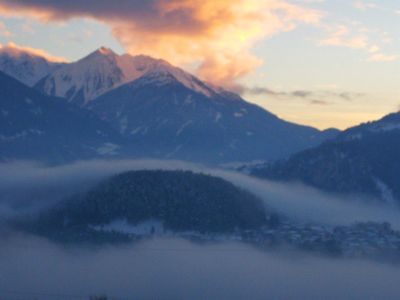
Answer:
xmin=252 ymin=113 xmax=400 ymax=204
xmin=0 ymin=46 xmax=339 ymax=164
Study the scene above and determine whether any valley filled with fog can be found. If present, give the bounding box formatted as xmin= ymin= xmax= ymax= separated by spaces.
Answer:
xmin=2 ymin=159 xmax=400 ymax=300
xmin=1 ymin=159 xmax=399 ymax=227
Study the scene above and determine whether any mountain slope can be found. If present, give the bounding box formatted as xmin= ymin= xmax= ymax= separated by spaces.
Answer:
xmin=20 ymin=170 xmax=269 ymax=242
xmin=252 ymin=113 xmax=400 ymax=203
xmin=0 ymin=44 xmax=63 ymax=86
xmin=88 ymin=69 xmax=337 ymax=163
xmin=0 ymin=71 xmax=124 ymax=162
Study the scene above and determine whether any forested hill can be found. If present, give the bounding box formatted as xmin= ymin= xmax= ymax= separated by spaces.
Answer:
xmin=23 ymin=170 xmax=270 ymax=243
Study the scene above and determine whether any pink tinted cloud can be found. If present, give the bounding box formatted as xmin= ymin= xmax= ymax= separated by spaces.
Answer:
xmin=0 ymin=0 xmax=323 ymax=88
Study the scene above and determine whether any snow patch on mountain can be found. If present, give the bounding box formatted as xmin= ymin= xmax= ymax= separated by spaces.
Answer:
xmin=215 ymin=112 xmax=222 ymax=122
xmin=374 ymin=178 xmax=396 ymax=206
xmin=130 ymin=126 xmax=143 ymax=135
xmin=370 ymin=123 xmax=400 ymax=133
xmin=0 ymin=129 xmax=44 ymax=141
xmin=343 ymin=113 xmax=400 ymax=141
xmin=119 ymin=116 xmax=129 ymax=134
xmin=96 ymin=143 xmax=120 ymax=156
xmin=234 ymin=112 xmax=244 ymax=118
xmin=176 ymin=121 xmax=193 ymax=136
xmin=90 ymin=219 xmax=165 ymax=235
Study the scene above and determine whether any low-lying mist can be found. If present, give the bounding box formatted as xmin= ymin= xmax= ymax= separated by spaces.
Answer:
xmin=0 ymin=159 xmax=399 ymax=228
xmin=2 ymin=159 xmax=400 ymax=299
xmin=1 ymin=235 xmax=400 ymax=300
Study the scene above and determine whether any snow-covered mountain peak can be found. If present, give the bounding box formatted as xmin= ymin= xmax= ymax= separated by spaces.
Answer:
xmin=128 ymin=54 xmax=168 ymax=66
xmin=35 ymin=48 xmax=124 ymax=105
xmin=36 ymin=48 xmax=220 ymax=104
xmin=0 ymin=44 xmax=63 ymax=86
xmin=115 ymin=53 xmax=216 ymax=96
xmin=98 ymin=46 xmax=115 ymax=56
xmin=134 ymin=56 xmax=219 ymax=96
xmin=114 ymin=53 xmax=167 ymax=82
xmin=83 ymin=47 xmax=118 ymax=61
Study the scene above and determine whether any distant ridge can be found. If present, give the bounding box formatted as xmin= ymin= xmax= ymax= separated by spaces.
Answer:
xmin=252 ymin=112 xmax=400 ymax=203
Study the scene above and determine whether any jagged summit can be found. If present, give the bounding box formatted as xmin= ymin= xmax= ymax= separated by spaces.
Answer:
xmin=82 ymin=47 xmax=118 ymax=60
xmin=98 ymin=46 xmax=115 ymax=55
xmin=35 ymin=47 xmax=219 ymax=105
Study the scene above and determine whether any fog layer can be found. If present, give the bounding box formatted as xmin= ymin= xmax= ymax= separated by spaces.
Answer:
xmin=0 ymin=159 xmax=399 ymax=227
xmin=1 ymin=236 xmax=400 ymax=300
xmin=1 ymin=159 xmax=400 ymax=300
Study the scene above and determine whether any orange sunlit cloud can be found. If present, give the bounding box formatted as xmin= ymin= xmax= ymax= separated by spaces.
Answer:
xmin=0 ymin=0 xmax=322 ymax=89
xmin=0 ymin=42 xmax=66 ymax=62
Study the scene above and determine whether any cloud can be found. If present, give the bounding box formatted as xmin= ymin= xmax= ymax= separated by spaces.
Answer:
xmin=318 ymin=24 xmax=398 ymax=63
xmin=20 ymin=22 xmax=35 ymax=34
xmin=368 ymin=45 xmax=380 ymax=53
xmin=352 ymin=1 xmax=378 ymax=11
xmin=310 ymin=99 xmax=330 ymax=105
xmin=0 ymin=21 xmax=11 ymax=37
xmin=367 ymin=53 xmax=399 ymax=62
xmin=319 ymin=25 xmax=368 ymax=49
xmin=300 ymin=0 xmax=326 ymax=3
xmin=0 ymin=0 xmax=322 ymax=89
xmin=241 ymin=85 xmax=364 ymax=104
xmin=352 ymin=0 xmax=400 ymax=17
xmin=0 ymin=42 xmax=66 ymax=62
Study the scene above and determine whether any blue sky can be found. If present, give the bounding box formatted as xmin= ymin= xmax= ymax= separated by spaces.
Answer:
xmin=0 ymin=0 xmax=398 ymax=129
